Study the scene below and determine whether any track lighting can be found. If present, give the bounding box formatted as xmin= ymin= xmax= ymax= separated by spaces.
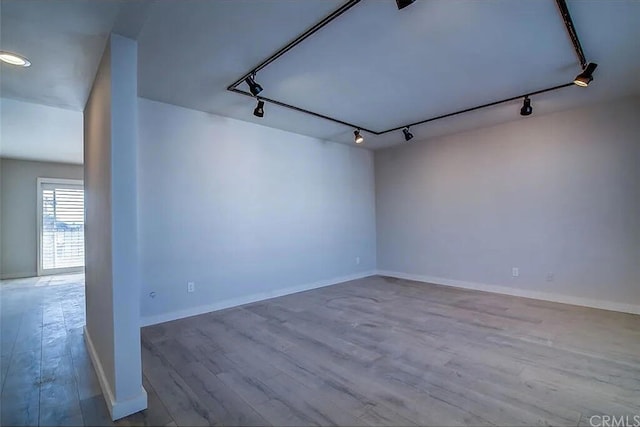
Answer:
xmin=402 ymin=127 xmax=414 ymax=141
xmin=573 ymin=62 xmax=598 ymax=87
xmin=227 ymin=0 xmax=594 ymax=136
xmin=253 ymin=99 xmax=265 ymax=118
xmin=520 ymin=96 xmax=532 ymax=116
xmin=244 ymin=73 xmax=263 ymax=96
xmin=395 ymin=0 xmax=416 ymax=10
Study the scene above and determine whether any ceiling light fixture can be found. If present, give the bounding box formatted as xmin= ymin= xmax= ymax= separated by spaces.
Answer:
xmin=354 ymin=129 xmax=364 ymax=144
xmin=253 ymin=99 xmax=265 ymax=118
xmin=573 ymin=62 xmax=598 ymax=87
xmin=0 ymin=51 xmax=31 ymax=67
xmin=402 ymin=127 xmax=414 ymax=141
xmin=244 ymin=73 xmax=263 ymax=96
xmin=520 ymin=96 xmax=532 ymax=116
xmin=395 ymin=0 xmax=416 ymax=10
xmin=228 ymin=0 xmax=593 ymax=138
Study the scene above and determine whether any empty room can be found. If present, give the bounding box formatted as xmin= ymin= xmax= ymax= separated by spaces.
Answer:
xmin=1 ymin=0 xmax=639 ymax=426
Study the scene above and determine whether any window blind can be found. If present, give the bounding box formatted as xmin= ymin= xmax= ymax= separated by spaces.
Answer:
xmin=41 ymin=184 xmax=84 ymax=271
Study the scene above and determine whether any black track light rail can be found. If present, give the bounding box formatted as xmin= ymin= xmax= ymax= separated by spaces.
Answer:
xmin=229 ymin=86 xmax=377 ymax=132
xmin=227 ymin=0 xmax=590 ymax=137
xmin=226 ymin=0 xmax=362 ymax=92
xmin=554 ymin=0 xmax=588 ymax=69
xmin=382 ymin=82 xmax=574 ymax=134
xmin=232 ymin=82 xmax=575 ymax=135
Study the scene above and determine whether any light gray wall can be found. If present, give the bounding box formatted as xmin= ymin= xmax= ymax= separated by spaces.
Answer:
xmin=0 ymin=158 xmax=83 ymax=279
xmin=109 ymin=34 xmax=142 ymax=407
xmin=84 ymin=35 xmax=115 ymax=402
xmin=84 ymin=33 xmax=145 ymax=419
xmin=138 ymin=98 xmax=377 ymax=323
xmin=375 ymin=96 xmax=640 ymax=307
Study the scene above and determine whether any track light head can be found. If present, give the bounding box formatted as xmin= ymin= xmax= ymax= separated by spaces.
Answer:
xmin=354 ymin=129 xmax=364 ymax=144
xmin=395 ymin=0 xmax=416 ymax=10
xmin=573 ymin=62 xmax=598 ymax=87
xmin=245 ymin=73 xmax=263 ymax=96
xmin=520 ymin=96 xmax=532 ymax=116
xmin=402 ymin=127 xmax=414 ymax=141
xmin=253 ymin=99 xmax=265 ymax=118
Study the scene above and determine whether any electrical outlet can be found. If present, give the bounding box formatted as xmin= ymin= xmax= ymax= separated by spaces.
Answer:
xmin=187 ymin=282 xmax=195 ymax=293
xmin=356 ymin=256 xmax=361 ymax=265
xmin=512 ymin=267 xmax=519 ymax=277
xmin=546 ymin=273 xmax=554 ymax=282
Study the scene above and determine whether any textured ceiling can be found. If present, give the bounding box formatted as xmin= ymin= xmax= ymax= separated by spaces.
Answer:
xmin=1 ymin=0 xmax=639 ymax=157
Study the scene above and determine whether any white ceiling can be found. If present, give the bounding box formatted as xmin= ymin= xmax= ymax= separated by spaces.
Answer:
xmin=0 ymin=98 xmax=83 ymax=164
xmin=0 ymin=1 xmax=150 ymax=109
xmin=1 ymin=0 xmax=639 ymax=156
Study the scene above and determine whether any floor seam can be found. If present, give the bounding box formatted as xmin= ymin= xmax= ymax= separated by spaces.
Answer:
xmin=0 ymin=309 xmax=24 ymax=395
xmin=37 ymin=299 xmax=44 ymax=427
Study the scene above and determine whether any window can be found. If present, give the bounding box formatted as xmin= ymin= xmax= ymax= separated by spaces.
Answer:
xmin=37 ymin=178 xmax=84 ymax=275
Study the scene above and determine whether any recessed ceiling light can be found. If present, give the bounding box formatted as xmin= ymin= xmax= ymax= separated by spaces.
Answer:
xmin=0 ymin=51 xmax=31 ymax=67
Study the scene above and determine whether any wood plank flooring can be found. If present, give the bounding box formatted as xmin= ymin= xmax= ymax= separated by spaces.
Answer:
xmin=2 ymin=274 xmax=639 ymax=426
xmin=0 ymin=274 xmax=173 ymax=427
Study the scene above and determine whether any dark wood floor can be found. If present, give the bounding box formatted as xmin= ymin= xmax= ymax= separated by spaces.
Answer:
xmin=2 ymin=274 xmax=640 ymax=426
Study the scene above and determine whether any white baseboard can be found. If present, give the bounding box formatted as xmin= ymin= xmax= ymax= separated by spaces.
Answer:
xmin=1 ymin=271 xmax=36 ymax=280
xmin=141 ymin=270 xmax=377 ymax=327
xmin=377 ymin=270 xmax=640 ymax=315
xmin=84 ymin=326 xmax=148 ymax=420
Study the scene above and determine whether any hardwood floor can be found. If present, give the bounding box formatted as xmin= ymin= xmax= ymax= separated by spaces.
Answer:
xmin=141 ymin=275 xmax=640 ymax=427
xmin=2 ymin=274 xmax=639 ymax=426
xmin=0 ymin=274 xmax=173 ymax=427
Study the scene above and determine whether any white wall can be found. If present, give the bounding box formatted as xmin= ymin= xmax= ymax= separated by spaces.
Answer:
xmin=0 ymin=98 xmax=83 ymax=164
xmin=375 ymin=96 xmax=640 ymax=312
xmin=84 ymin=37 xmax=115 ymax=414
xmin=0 ymin=159 xmax=83 ymax=279
xmin=138 ymin=98 xmax=377 ymax=324
xmin=83 ymin=33 xmax=146 ymax=420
